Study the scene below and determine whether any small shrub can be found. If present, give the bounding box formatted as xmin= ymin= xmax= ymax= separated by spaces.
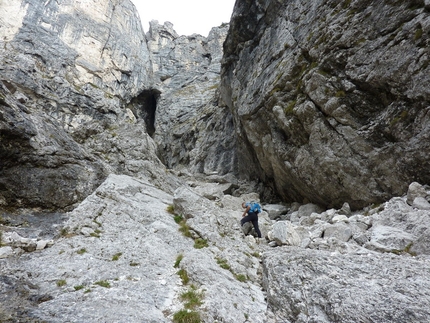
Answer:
xmin=129 ymin=261 xmax=140 ymax=266
xmin=0 ymin=231 xmax=2 ymax=246
xmin=177 ymin=268 xmax=189 ymax=285
xmin=193 ymin=238 xmax=208 ymax=249
xmin=174 ymin=254 xmax=184 ymax=268
xmin=74 ymin=285 xmax=84 ymax=291
xmin=112 ymin=252 xmax=122 ymax=261
xmin=77 ymin=248 xmax=87 ymax=255
xmin=56 ymin=280 xmax=67 ymax=287
xmin=172 ymin=309 xmax=201 ymax=323
xmin=174 ymin=214 xmax=184 ymax=224
xmin=94 ymin=280 xmax=110 ymax=288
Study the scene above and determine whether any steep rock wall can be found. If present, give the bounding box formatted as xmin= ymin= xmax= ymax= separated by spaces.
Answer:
xmin=221 ymin=0 xmax=430 ymax=209
xmin=0 ymin=0 xmax=162 ymax=210
xmin=147 ymin=22 xmax=238 ymax=176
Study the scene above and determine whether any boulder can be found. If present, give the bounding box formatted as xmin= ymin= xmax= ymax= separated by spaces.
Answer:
xmin=271 ymin=221 xmax=301 ymax=246
xmin=407 ymin=182 xmax=428 ymax=205
xmin=263 ymin=203 xmax=289 ymax=220
xmin=323 ymin=222 xmax=353 ymax=242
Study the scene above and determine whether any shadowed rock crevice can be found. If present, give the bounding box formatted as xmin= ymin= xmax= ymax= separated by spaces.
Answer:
xmin=129 ymin=89 xmax=161 ymax=137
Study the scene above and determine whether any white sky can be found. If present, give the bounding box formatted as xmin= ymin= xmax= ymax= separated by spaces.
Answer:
xmin=131 ymin=0 xmax=236 ymax=36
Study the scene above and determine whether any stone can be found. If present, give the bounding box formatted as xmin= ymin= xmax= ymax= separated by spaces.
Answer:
xmin=298 ymin=203 xmax=324 ymax=218
xmin=407 ymin=182 xmax=428 ymax=205
xmin=370 ymin=225 xmax=415 ymax=251
xmin=323 ymin=222 xmax=353 ymax=242
xmin=338 ymin=202 xmax=352 ymax=216
xmin=412 ymin=197 xmax=430 ymax=210
xmin=0 ymin=246 xmax=14 ymax=258
xmin=271 ymin=221 xmax=301 ymax=246
xmin=263 ymin=204 xmax=289 ymax=220
xmin=331 ymin=214 xmax=349 ymax=223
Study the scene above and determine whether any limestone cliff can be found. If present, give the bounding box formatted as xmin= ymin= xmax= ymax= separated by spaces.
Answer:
xmin=0 ymin=0 xmax=157 ymax=210
xmin=221 ymin=0 xmax=430 ymax=209
xmin=147 ymin=21 xmax=238 ymax=176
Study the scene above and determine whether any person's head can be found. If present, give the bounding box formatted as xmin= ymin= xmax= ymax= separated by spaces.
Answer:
xmin=241 ymin=202 xmax=246 ymax=208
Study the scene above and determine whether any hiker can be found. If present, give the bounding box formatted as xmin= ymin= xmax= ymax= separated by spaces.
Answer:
xmin=241 ymin=201 xmax=262 ymax=239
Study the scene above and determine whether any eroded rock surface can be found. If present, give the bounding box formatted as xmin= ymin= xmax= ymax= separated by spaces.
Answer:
xmin=221 ymin=0 xmax=430 ymax=209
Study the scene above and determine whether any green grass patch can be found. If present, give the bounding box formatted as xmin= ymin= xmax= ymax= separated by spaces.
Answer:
xmin=193 ymin=238 xmax=208 ymax=249
xmin=179 ymin=220 xmax=192 ymax=238
xmin=235 ymin=274 xmax=248 ymax=282
xmin=174 ymin=214 xmax=184 ymax=224
xmin=167 ymin=205 xmax=175 ymax=214
xmin=94 ymin=280 xmax=110 ymax=288
xmin=216 ymin=257 xmax=231 ymax=270
xmin=112 ymin=252 xmax=122 ymax=261
xmin=180 ymin=288 xmax=204 ymax=309
xmin=173 ymin=309 xmax=201 ymax=323
xmin=77 ymin=248 xmax=87 ymax=255
xmin=90 ymin=231 xmax=101 ymax=238
xmin=56 ymin=279 xmax=67 ymax=287
xmin=177 ymin=268 xmax=189 ymax=285
xmin=174 ymin=254 xmax=184 ymax=268
xmin=74 ymin=285 xmax=84 ymax=291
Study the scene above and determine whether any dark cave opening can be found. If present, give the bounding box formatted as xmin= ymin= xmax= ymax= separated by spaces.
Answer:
xmin=130 ymin=89 xmax=161 ymax=137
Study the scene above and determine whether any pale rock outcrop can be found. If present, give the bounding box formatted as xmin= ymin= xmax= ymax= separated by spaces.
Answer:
xmin=221 ymin=0 xmax=430 ymax=209
xmin=262 ymin=248 xmax=430 ymax=323
xmin=1 ymin=174 xmax=268 ymax=322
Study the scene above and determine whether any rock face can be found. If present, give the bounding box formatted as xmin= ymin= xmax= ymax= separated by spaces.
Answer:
xmin=221 ymin=0 xmax=430 ymax=209
xmin=0 ymin=0 xmax=192 ymax=211
xmin=148 ymin=21 xmax=238 ymax=176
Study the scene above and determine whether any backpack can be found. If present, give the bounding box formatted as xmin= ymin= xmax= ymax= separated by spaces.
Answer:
xmin=249 ymin=202 xmax=262 ymax=214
